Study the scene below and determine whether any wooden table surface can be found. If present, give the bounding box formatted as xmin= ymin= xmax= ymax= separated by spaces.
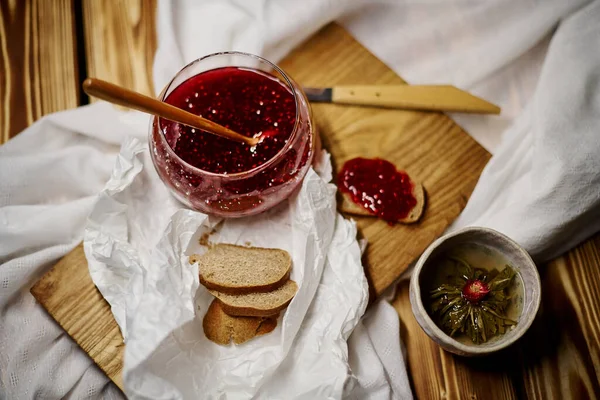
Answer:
xmin=2 ymin=1 xmax=599 ymax=398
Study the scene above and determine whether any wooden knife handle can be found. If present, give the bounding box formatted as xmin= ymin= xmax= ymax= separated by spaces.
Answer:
xmin=332 ymin=85 xmax=500 ymax=114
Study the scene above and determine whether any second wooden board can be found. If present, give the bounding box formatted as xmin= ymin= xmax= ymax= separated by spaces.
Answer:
xmin=280 ymin=24 xmax=490 ymax=295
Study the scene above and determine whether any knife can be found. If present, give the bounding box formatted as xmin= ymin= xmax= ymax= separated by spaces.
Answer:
xmin=303 ymin=85 xmax=500 ymax=114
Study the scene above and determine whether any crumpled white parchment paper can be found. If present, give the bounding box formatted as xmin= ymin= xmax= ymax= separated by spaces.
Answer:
xmin=83 ymin=137 xmax=369 ymax=399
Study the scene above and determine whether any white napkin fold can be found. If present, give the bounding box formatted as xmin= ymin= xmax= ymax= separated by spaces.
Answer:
xmin=2 ymin=0 xmax=600 ymax=399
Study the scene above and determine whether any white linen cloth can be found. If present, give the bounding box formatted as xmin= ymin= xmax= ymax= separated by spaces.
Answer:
xmin=2 ymin=0 xmax=599 ymax=398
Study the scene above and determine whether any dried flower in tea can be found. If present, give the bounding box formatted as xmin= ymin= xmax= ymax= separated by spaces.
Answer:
xmin=429 ymin=257 xmax=517 ymax=344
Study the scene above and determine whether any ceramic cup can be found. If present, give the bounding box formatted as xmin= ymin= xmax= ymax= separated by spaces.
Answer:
xmin=409 ymin=226 xmax=542 ymax=356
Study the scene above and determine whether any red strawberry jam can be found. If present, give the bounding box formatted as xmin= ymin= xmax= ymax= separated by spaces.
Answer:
xmin=150 ymin=65 xmax=314 ymax=217
xmin=338 ymin=158 xmax=417 ymax=224
xmin=160 ymin=67 xmax=296 ymax=174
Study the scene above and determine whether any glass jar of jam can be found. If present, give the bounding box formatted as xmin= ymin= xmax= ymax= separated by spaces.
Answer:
xmin=149 ymin=52 xmax=315 ymax=217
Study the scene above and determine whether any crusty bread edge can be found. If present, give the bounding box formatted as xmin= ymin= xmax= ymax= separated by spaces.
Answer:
xmin=215 ymin=296 xmax=293 ymax=317
xmin=256 ymin=317 xmax=278 ymax=336
xmin=200 ymin=268 xmax=291 ymax=294
xmin=203 ymin=300 xmax=280 ymax=345
xmin=402 ymin=182 xmax=426 ymax=224
xmin=196 ymin=245 xmax=292 ymax=294
xmin=338 ymin=181 xmax=426 ymax=224
xmin=209 ymin=280 xmax=298 ymax=317
xmin=202 ymin=301 xmax=228 ymax=345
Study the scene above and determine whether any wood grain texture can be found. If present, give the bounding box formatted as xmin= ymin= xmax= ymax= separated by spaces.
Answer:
xmin=30 ymin=244 xmax=125 ymax=390
xmin=0 ymin=0 xmax=79 ymax=143
xmin=82 ymin=0 xmax=155 ymax=97
xmin=331 ymin=85 xmax=501 ymax=114
xmin=395 ymin=232 xmax=600 ymax=400
xmin=279 ymin=24 xmax=490 ymax=296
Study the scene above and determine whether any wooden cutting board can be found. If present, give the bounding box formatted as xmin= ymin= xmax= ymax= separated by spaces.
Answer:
xmin=30 ymin=23 xmax=490 ymax=390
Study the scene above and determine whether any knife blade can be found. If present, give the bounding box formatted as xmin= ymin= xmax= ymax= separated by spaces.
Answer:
xmin=303 ymin=85 xmax=500 ymax=114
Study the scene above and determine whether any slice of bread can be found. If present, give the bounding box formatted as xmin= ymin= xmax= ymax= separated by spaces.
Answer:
xmin=193 ymin=244 xmax=292 ymax=294
xmin=209 ymin=280 xmax=298 ymax=317
xmin=339 ymin=180 xmax=426 ymax=224
xmin=203 ymin=300 xmax=278 ymax=345
xmin=256 ymin=317 xmax=278 ymax=336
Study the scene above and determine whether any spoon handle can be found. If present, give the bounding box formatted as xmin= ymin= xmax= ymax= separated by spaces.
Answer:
xmin=82 ymin=78 xmax=257 ymax=146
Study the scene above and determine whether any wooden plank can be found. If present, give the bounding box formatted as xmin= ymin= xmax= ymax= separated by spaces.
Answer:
xmin=0 ymin=0 xmax=79 ymax=144
xmin=394 ymin=232 xmax=600 ymax=399
xmin=30 ymin=244 xmax=125 ymax=389
xmin=82 ymin=0 xmax=156 ymax=96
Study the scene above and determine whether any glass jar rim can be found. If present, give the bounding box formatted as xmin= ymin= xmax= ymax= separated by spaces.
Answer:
xmin=155 ymin=51 xmax=302 ymax=179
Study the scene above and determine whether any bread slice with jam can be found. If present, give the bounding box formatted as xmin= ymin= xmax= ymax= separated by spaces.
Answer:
xmin=339 ymin=180 xmax=426 ymax=224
